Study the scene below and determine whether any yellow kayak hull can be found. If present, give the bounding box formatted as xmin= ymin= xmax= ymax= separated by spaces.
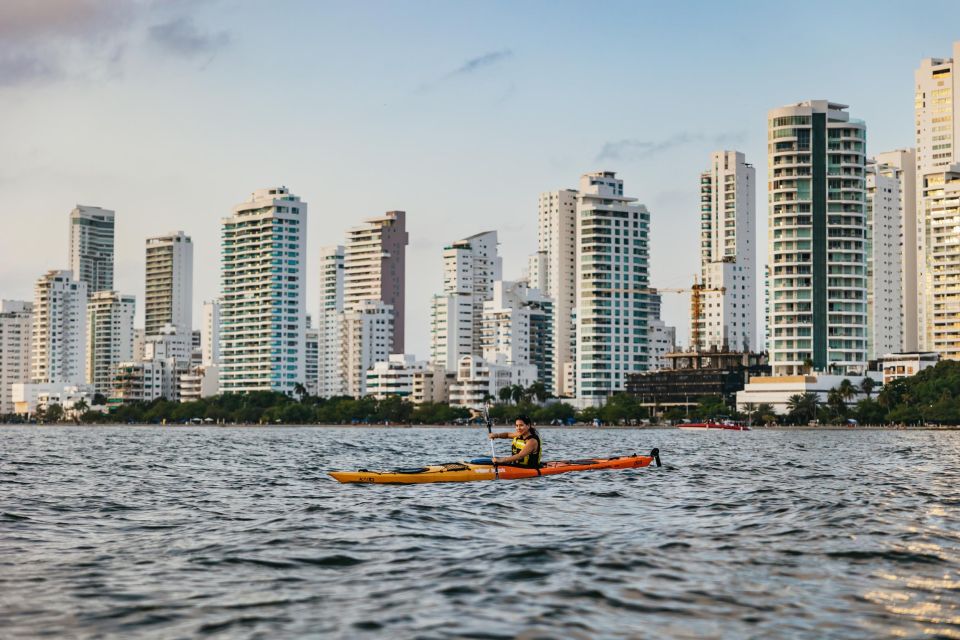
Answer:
xmin=329 ymin=452 xmax=660 ymax=484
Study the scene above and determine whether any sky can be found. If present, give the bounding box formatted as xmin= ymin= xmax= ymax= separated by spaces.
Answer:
xmin=1 ymin=0 xmax=958 ymax=357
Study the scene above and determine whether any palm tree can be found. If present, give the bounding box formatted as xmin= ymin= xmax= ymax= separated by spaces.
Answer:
xmin=510 ymin=384 xmax=524 ymax=405
xmin=293 ymin=383 xmax=308 ymax=403
xmin=498 ymin=386 xmax=512 ymax=404
xmin=827 ymin=388 xmax=847 ymax=421
xmin=786 ymin=393 xmax=819 ymax=423
xmin=802 ymin=358 xmax=815 ymax=375
xmin=837 ymin=379 xmax=857 ymax=403
xmin=72 ymin=399 xmax=89 ymax=424
xmin=860 ymin=377 xmax=876 ymax=400
xmin=528 ymin=382 xmax=548 ymax=404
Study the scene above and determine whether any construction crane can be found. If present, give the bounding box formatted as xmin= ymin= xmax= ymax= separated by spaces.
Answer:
xmin=599 ymin=276 xmax=726 ymax=352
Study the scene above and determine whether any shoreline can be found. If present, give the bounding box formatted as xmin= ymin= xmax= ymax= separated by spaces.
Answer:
xmin=2 ymin=423 xmax=959 ymax=431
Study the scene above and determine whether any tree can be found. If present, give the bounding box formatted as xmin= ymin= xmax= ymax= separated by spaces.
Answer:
xmin=498 ymin=386 xmax=513 ymax=404
xmin=786 ymin=393 xmax=819 ymax=424
xmin=510 ymin=384 xmax=524 ymax=405
xmin=45 ymin=403 xmax=64 ymax=423
xmin=743 ymin=402 xmax=757 ymax=427
xmin=802 ymin=358 xmax=815 ymax=374
xmin=527 ymin=382 xmax=548 ymax=404
xmin=860 ymin=377 xmax=876 ymax=400
xmin=71 ymin=399 xmax=89 ymax=424
xmin=293 ymin=382 xmax=308 ymax=403
xmin=92 ymin=393 xmax=108 ymax=406
xmin=826 ymin=388 xmax=847 ymax=423
xmin=837 ymin=379 xmax=857 ymax=403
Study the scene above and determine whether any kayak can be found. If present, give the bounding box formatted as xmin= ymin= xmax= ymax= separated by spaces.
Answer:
xmin=678 ymin=420 xmax=749 ymax=431
xmin=329 ymin=449 xmax=661 ymax=484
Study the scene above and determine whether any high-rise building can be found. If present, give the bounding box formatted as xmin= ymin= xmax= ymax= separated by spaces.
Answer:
xmin=430 ymin=231 xmax=502 ymax=371
xmin=865 ymin=159 xmax=904 ymax=359
xmin=697 ymin=150 xmax=757 ymax=351
xmin=317 ymin=245 xmax=345 ymax=398
xmin=69 ymin=205 xmax=115 ymax=294
xmin=915 ymin=42 xmax=960 ymax=358
xmin=343 ymin=211 xmax=408 ymax=351
xmin=918 ymin=168 xmax=960 ymax=358
xmin=220 ymin=187 xmax=307 ymax=394
xmin=305 ymin=324 xmax=319 ymax=396
xmin=767 ymin=100 xmax=867 ymax=375
xmin=535 ymin=189 xmax=578 ymax=396
xmin=31 ymin=270 xmax=88 ymax=384
xmin=575 ymin=171 xmax=651 ymax=406
xmin=86 ymin=291 xmax=135 ymax=395
xmin=480 ymin=280 xmax=553 ymax=392
xmin=201 ymin=300 xmax=220 ymax=366
xmin=874 ymin=149 xmax=918 ymax=351
xmin=0 ymin=301 xmax=33 ymax=414
xmin=340 ymin=212 xmax=408 ymax=397
xmin=145 ymin=231 xmax=193 ymax=338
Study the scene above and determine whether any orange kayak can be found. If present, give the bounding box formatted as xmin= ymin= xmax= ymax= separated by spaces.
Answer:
xmin=329 ymin=449 xmax=661 ymax=484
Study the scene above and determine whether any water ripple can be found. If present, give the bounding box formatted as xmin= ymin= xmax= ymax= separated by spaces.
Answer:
xmin=1 ymin=426 xmax=959 ymax=639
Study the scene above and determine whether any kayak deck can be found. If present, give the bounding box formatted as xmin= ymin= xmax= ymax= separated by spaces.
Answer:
xmin=329 ymin=449 xmax=661 ymax=484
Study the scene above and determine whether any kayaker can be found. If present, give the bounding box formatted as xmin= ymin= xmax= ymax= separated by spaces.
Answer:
xmin=488 ymin=415 xmax=541 ymax=468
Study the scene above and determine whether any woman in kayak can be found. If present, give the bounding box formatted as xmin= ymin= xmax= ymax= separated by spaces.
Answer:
xmin=489 ymin=415 xmax=541 ymax=468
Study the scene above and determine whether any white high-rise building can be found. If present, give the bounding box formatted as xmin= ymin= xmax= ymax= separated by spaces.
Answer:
xmin=915 ymin=42 xmax=960 ymax=358
xmin=69 ymin=205 xmax=115 ymax=294
xmin=767 ymin=100 xmax=867 ymax=376
xmin=201 ymin=300 xmax=220 ymax=366
xmin=575 ymin=171 xmax=652 ymax=406
xmin=305 ymin=325 xmax=318 ymax=396
xmin=0 ymin=301 xmax=33 ymax=414
xmin=318 ymin=246 xmax=345 ymax=398
xmin=697 ymin=150 xmax=757 ymax=351
xmin=31 ymin=270 xmax=88 ymax=385
xmin=145 ymin=232 xmax=193 ymax=339
xmin=86 ymin=291 xmax=135 ymax=395
xmin=340 ymin=212 xmax=408 ymax=397
xmin=865 ymin=160 xmax=904 ymax=359
xmin=342 ymin=300 xmax=393 ymax=397
xmin=918 ymin=168 xmax=960 ymax=358
xmin=535 ymin=189 xmax=578 ymax=396
xmin=220 ymin=187 xmax=307 ymax=394
xmin=874 ymin=149 xmax=918 ymax=351
xmin=480 ymin=280 xmax=553 ymax=391
xmin=430 ymin=231 xmax=502 ymax=372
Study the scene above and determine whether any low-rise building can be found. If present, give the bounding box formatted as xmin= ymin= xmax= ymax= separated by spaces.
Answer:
xmin=878 ymin=352 xmax=940 ymax=384
xmin=626 ymin=349 xmax=767 ymax=412
xmin=448 ymin=354 xmax=536 ymax=409
xmin=735 ymin=372 xmax=882 ymax=415
xmin=365 ymin=354 xmax=427 ymax=400
xmin=12 ymin=382 xmax=95 ymax=416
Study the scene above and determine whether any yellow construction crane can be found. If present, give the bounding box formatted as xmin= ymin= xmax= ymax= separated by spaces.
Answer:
xmin=600 ymin=276 xmax=726 ymax=352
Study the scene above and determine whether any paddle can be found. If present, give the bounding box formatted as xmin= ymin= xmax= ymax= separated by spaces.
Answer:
xmin=470 ymin=404 xmax=499 ymax=480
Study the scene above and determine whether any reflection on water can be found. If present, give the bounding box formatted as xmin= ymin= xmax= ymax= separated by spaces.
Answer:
xmin=1 ymin=426 xmax=959 ymax=639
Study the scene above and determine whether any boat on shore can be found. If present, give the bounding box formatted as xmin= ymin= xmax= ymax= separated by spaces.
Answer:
xmin=330 ymin=449 xmax=661 ymax=484
xmin=677 ymin=420 xmax=749 ymax=431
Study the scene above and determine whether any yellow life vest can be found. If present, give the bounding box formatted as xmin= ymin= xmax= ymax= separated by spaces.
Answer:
xmin=510 ymin=430 xmax=542 ymax=468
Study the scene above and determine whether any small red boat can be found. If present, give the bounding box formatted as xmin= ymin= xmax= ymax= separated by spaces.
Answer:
xmin=677 ymin=420 xmax=749 ymax=431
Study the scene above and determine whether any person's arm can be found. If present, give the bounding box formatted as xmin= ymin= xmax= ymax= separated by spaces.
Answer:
xmin=493 ymin=438 xmax=537 ymax=464
xmin=487 ymin=431 xmax=517 ymax=440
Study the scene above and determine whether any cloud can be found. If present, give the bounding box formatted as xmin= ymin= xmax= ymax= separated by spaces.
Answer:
xmin=596 ymin=131 xmax=748 ymax=163
xmin=0 ymin=54 xmax=61 ymax=87
xmin=149 ymin=17 xmax=229 ymax=58
xmin=0 ymin=1 xmax=229 ymax=88
xmin=419 ymin=49 xmax=513 ymax=92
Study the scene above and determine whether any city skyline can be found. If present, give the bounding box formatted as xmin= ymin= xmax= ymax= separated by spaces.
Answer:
xmin=1 ymin=2 xmax=959 ymax=359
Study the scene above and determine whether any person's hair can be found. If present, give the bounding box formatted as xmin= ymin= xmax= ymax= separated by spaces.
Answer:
xmin=515 ymin=415 xmax=532 ymax=426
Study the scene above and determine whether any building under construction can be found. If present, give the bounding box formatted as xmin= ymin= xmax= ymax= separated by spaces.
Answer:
xmin=625 ymin=348 xmax=768 ymax=412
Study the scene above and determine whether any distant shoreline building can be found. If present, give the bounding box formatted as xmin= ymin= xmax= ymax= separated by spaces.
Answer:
xmin=145 ymin=231 xmax=193 ymax=339
xmin=697 ymin=150 xmax=756 ymax=352
xmin=575 ymin=171 xmax=651 ymax=406
xmin=220 ymin=187 xmax=307 ymax=395
xmin=69 ymin=205 xmax=115 ymax=294
xmin=767 ymin=100 xmax=867 ymax=376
